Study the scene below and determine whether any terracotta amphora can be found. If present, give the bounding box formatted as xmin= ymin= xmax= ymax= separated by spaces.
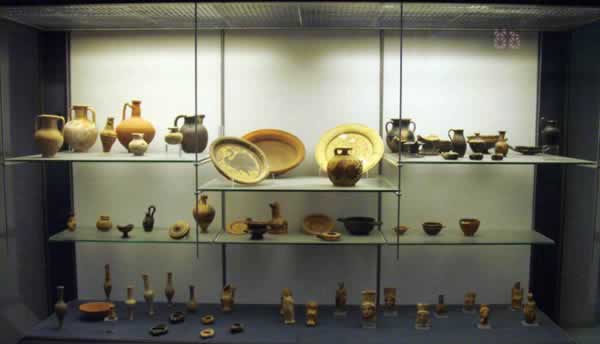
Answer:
xmin=100 ymin=117 xmax=117 ymax=153
xmin=34 ymin=114 xmax=64 ymax=158
xmin=64 ymin=105 xmax=97 ymax=152
xmin=193 ymin=195 xmax=215 ymax=233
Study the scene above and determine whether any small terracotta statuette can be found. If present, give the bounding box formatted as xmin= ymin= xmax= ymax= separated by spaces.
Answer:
xmin=165 ymin=272 xmax=175 ymax=307
xmin=415 ymin=303 xmax=431 ymax=330
xmin=384 ymin=288 xmax=397 ymax=316
xmin=187 ymin=285 xmax=198 ymax=313
xmin=54 ymin=286 xmax=67 ymax=329
xmin=125 ymin=286 xmax=136 ymax=320
xmin=221 ymin=284 xmax=235 ymax=313
xmin=103 ymin=264 xmax=112 ymax=301
xmin=268 ymin=202 xmax=288 ymax=234
xmin=435 ymin=294 xmax=448 ymax=317
xmin=281 ymin=288 xmax=296 ymax=325
xmin=306 ymin=301 xmax=318 ymax=327
xmin=335 ymin=282 xmax=347 ymax=316
xmin=523 ymin=292 xmax=538 ymax=326
xmin=464 ymin=291 xmax=476 ymax=313
xmin=142 ymin=273 xmax=155 ymax=316
xmin=478 ymin=304 xmax=491 ymax=329
xmin=360 ymin=290 xmax=377 ymax=328
xmin=66 ymin=214 xmax=76 ymax=232
xmin=511 ymin=282 xmax=524 ymax=311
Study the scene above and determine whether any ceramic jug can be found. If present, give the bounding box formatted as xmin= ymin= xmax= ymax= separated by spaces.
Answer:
xmin=494 ymin=130 xmax=509 ymax=156
xmin=54 ymin=286 xmax=67 ymax=329
xmin=193 ymin=195 xmax=215 ymax=233
xmin=174 ymin=114 xmax=208 ymax=153
xmin=164 ymin=127 xmax=183 ymax=145
xmin=268 ymin=202 xmax=288 ymax=234
xmin=326 ymin=147 xmax=363 ymax=187
xmin=143 ymin=205 xmax=156 ymax=232
xmin=34 ymin=114 xmax=64 ymax=158
xmin=100 ymin=117 xmax=117 ymax=153
xmin=385 ymin=118 xmax=416 ymax=153
xmin=128 ymin=133 xmax=148 ymax=156
xmin=117 ymin=100 xmax=156 ymax=150
xmin=64 ymin=105 xmax=97 ymax=152
xmin=448 ymin=128 xmax=467 ymax=157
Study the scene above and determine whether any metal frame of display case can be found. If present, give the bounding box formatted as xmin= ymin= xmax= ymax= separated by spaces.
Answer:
xmin=2 ymin=2 xmax=600 ymax=343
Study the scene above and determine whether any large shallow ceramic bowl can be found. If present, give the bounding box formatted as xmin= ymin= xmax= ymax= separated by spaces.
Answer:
xmin=242 ymin=129 xmax=305 ymax=176
xmin=315 ymin=124 xmax=384 ymax=173
xmin=79 ymin=302 xmax=112 ymax=321
xmin=337 ymin=217 xmax=382 ymax=236
xmin=209 ymin=137 xmax=270 ymax=185
xmin=302 ymin=214 xmax=335 ymax=236
xmin=467 ymin=134 xmax=499 ymax=153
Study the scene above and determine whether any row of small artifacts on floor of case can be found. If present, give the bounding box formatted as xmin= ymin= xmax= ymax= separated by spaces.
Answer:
xmin=53 ymin=267 xmax=538 ymax=335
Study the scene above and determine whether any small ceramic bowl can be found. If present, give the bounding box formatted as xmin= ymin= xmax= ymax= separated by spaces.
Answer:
xmin=469 ymin=153 xmax=484 ymax=161
xmin=422 ymin=222 xmax=444 ymax=236
xmin=393 ymin=225 xmax=409 ymax=235
xmin=491 ymin=153 xmax=504 ymax=161
xmin=337 ymin=217 xmax=382 ymax=236
xmin=441 ymin=151 xmax=459 ymax=160
xmin=459 ymin=218 xmax=480 ymax=236
xmin=79 ymin=302 xmax=113 ymax=321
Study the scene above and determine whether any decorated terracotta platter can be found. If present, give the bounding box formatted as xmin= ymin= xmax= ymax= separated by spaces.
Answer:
xmin=315 ymin=123 xmax=384 ymax=173
xmin=242 ymin=129 xmax=305 ymax=176
xmin=209 ymin=137 xmax=270 ymax=185
xmin=302 ymin=214 xmax=335 ymax=236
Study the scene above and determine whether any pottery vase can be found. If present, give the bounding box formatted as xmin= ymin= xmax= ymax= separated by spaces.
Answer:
xmin=165 ymin=272 xmax=175 ymax=307
xmin=128 ymin=133 xmax=148 ymax=156
xmin=100 ymin=117 xmax=117 ymax=153
xmin=268 ymin=202 xmax=288 ymax=234
xmin=143 ymin=205 xmax=156 ymax=232
xmin=326 ymin=147 xmax=363 ymax=187
xmin=54 ymin=286 xmax=67 ymax=329
xmin=34 ymin=114 xmax=64 ymax=158
xmin=221 ymin=284 xmax=235 ymax=313
xmin=96 ymin=215 xmax=112 ymax=231
xmin=142 ymin=274 xmax=155 ymax=316
xmin=193 ymin=195 xmax=215 ymax=233
xmin=175 ymin=114 xmax=208 ymax=153
xmin=495 ymin=130 xmax=509 ymax=156
xmin=541 ymin=119 xmax=560 ymax=154
xmin=125 ymin=286 xmax=136 ymax=320
xmin=117 ymin=100 xmax=156 ymax=150
xmin=187 ymin=285 xmax=198 ymax=313
xmin=64 ymin=105 xmax=97 ymax=152
xmin=104 ymin=264 xmax=112 ymax=301
xmin=165 ymin=127 xmax=183 ymax=145
xmin=385 ymin=118 xmax=416 ymax=153
xmin=448 ymin=129 xmax=467 ymax=157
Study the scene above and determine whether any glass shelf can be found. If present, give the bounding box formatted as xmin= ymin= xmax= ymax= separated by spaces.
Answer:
xmin=49 ymin=227 xmax=216 ymax=244
xmin=382 ymin=229 xmax=554 ymax=246
xmin=215 ymin=230 xmax=386 ymax=245
xmin=5 ymin=152 xmax=210 ymax=163
xmin=199 ymin=176 xmax=397 ymax=192
xmin=384 ymin=153 xmax=596 ymax=166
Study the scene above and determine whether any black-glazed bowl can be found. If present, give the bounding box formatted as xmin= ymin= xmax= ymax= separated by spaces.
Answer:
xmin=337 ymin=217 xmax=382 ymax=236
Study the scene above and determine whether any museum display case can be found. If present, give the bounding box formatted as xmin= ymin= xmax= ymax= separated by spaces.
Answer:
xmin=1 ymin=1 xmax=600 ymax=344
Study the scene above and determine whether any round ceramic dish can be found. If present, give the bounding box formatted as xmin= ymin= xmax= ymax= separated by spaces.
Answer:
xmin=315 ymin=124 xmax=384 ymax=173
xmin=302 ymin=214 xmax=334 ymax=236
xmin=210 ymin=137 xmax=270 ymax=185
xmin=168 ymin=221 xmax=190 ymax=240
xmin=79 ymin=302 xmax=112 ymax=321
xmin=227 ymin=220 xmax=249 ymax=235
xmin=242 ymin=129 xmax=305 ymax=176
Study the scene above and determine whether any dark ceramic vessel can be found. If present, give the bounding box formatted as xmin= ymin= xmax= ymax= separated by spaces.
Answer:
xmin=175 ymin=114 xmax=208 ymax=153
xmin=459 ymin=218 xmax=480 ymax=236
xmin=422 ymin=222 xmax=444 ymax=236
xmin=337 ymin=217 xmax=382 ymax=236
xmin=143 ymin=205 xmax=156 ymax=232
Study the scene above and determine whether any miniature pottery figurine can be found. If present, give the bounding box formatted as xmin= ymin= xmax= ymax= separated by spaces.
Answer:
xmin=187 ymin=285 xmax=198 ymax=313
xmin=384 ymin=288 xmax=397 ymax=316
xmin=478 ymin=304 xmax=491 ymax=329
xmin=117 ymin=100 xmax=156 ymax=149
xmin=54 ymin=286 xmax=67 ymax=329
xmin=100 ymin=117 xmax=117 ymax=153
xmin=149 ymin=324 xmax=168 ymax=336
xmin=174 ymin=114 xmax=209 ymax=153
xmin=511 ymin=282 xmax=524 ymax=311
xmin=96 ymin=215 xmax=112 ymax=231
xmin=541 ymin=118 xmax=560 ymax=154
xmin=143 ymin=205 xmax=156 ymax=232
xmin=360 ymin=290 xmax=377 ymax=328
xmin=193 ymin=195 xmax=215 ymax=233
xmin=168 ymin=221 xmax=190 ymax=240
xmin=164 ymin=127 xmax=183 ymax=145
xmin=117 ymin=224 xmax=134 ymax=238
xmin=335 ymin=282 xmax=347 ymax=316
xmin=129 ymin=133 xmax=149 ymax=156
xmin=459 ymin=218 xmax=480 ymax=236
xmin=494 ymin=130 xmax=509 ymax=156
xmin=326 ymin=147 xmax=363 ymax=187
xmin=281 ymin=288 xmax=295 ymax=325
xmin=202 ymin=315 xmax=215 ymax=325
xmin=64 ymin=105 xmax=97 ymax=152
xmin=125 ymin=286 xmax=136 ymax=320
xmin=464 ymin=291 xmax=477 ymax=312
xmin=448 ymin=129 xmax=467 ymax=157
xmin=230 ymin=323 xmax=244 ymax=334
xmin=385 ymin=118 xmax=416 ymax=153
xmin=306 ymin=302 xmax=318 ymax=327
xmin=435 ymin=294 xmax=448 ymax=318
xmin=142 ymin=273 xmax=155 ymax=316
xmin=268 ymin=202 xmax=288 ymax=234
xmin=165 ymin=272 xmax=175 ymax=307
xmin=105 ymin=304 xmax=118 ymax=322
xmin=200 ymin=328 xmax=215 ymax=339
xmin=169 ymin=311 xmax=185 ymax=324
xmin=66 ymin=214 xmax=77 ymax=232
xmin=415 ymin=303 xmax=431 ymax=330
xmin=221 ymin=284 xmax=235 ymax=313
xmin=523 ymin=292 xmax=538 ymax=325
xmin=34 ymin=114 xmax=64 ymax=158
xmin=104 ymin=264 xmax=112 ymax=301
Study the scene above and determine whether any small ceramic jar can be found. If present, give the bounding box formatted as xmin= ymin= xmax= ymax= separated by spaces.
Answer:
xmin=96 ymin=215 xmax=112 ymax=231
xmin=164 ymin=127 xmax=183 ymax=145
xmin=326 ymin=147 xmax=363 ymax=187
xmin=129 ymin=132 xmax=149 ymax=156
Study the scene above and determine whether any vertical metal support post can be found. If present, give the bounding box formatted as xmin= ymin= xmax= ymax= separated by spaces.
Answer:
xmin=375 ymin=29 xmax=384 ymax=306
xmin=220 ymin=28 xmax=227 ymax=287
xmin=396 ymin=3 xmax=404 ymax=261
xmin=194 ymin=1 xmax=200 ymax=258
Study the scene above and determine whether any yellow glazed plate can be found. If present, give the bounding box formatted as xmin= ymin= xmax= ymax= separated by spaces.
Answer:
xmin=209 ymin=137 xmax=270 ymax=185
xmin=242 ymin=129 xmax=305 ymax=176
xmin=315 ymin=123 xmax=384 ymax=173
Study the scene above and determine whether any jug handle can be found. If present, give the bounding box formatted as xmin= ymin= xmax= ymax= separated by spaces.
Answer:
xmin=409 ymin=121 xmax=417 ymax=133
xmin=122 ymin=102 xmax=132 ymax=121
xmin=447 ymin=129 xmax=454 ymax=141
xmin=87 ymin=107 xmax=97 ymax=124
xmin=57 ymin=116 xmax=65 ymax=134
xmin=148 ymin=205 xmax=156 ymax=216
xmin=384 ymin=120 xmax=393 ymax=134
xmin=36 ymin=116 xmax=65 ymax=134
xmin=68 ymin=107 xmax=74 ymax=122
xmin=174 ymin=114 xmax=185 ymax=128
